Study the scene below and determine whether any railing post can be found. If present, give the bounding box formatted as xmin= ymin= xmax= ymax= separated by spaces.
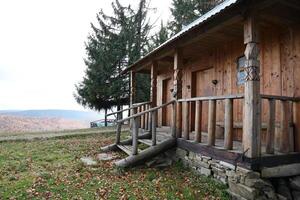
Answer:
xmin=195 ymin=100 xmax=202 ymax=143
xmin=145 ymin=104 xmax=149 ymax=130
xmin=176 ymin=102 xmax=182 ymax=138
xmin=116 ymin=123 xmax=122 ymax=144
xmin=208 ymin=100 xmax=216 ymax=146
xmin=132 ymin=117 xmax=139 ymax=155
xmin=152 ymin=110 xmax=157 ymax=146
xmin=141 ymin=105 xmax=145 ymax=129
xmin=279 ymin=100 xmax=290 ymax=153
xmin=183 ymin=101 xmax=190 ymax=140
xmin=148 ymin=104 xmax=152 ymax=133
xmin=266 ymin=99 xmax=276 ymax=154
xmin=171 ymin=102 xmax=176 ymax=138
xmin=224 ymin=99 xmax=233 ymax=150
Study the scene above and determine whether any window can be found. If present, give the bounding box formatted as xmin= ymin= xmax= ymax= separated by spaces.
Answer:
xmin=237 ymin=56 xmax=246 ymax=85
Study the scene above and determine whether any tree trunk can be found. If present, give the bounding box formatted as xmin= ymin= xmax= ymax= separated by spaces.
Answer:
xmin=104 ymin=108 xmax=108 ymax=127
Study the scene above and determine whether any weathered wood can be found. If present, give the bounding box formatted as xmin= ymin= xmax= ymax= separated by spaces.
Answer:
xmin=178 ymin=94 xmax=244 ymax=102
xmin=261 ymin=163 xmax=300 ymax=178
xmin=208 ymin=100 xmax=216 ymax=146
xmin=174 ymin=49 xmax=183 ymax=137
xmin=195 ymin=100 xmax=202 ymax=142
xmin=176 ymin=102 xmax=182 ymax=138
xmin=183 ymin=101 xmax=190 ymax=140
xmin=171 ymin=102 xmax=176 ymax=138
xmin=266 ymin=99 xmax=276 ymax=154
xmin=106 ymin=101 xmax=150 ymax=117
xmin=261 ymin=95 xmax=300 ymax=102
xmin=145 ymin=104 xmax=149 ymax=130
xmin=132 ymin=117 xmax=139 ymax=155
xmin=150 ymin=61 xmax=158 ymax=108
xmin=141 ymin=105 xmax=145 ymax=129
xmin=243 ymin=15 xmax=261 ymax=158
xmin=224 ymin=99 xmax=233 ymax=150
xmin=279 ymin=100 xmax=290 ymax=153
xmin=152 ymin=111 xmax=157 ymax=146
xmin=116 ymin=123 xmax=122 ymax=144
xmin=130 ymin=71 xmax=136 ymax=106
xmin=115 ymin=138 xmax=176 ymax=168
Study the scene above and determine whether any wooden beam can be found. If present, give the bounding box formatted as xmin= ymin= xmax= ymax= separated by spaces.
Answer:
xmin=208 ymin=100 xmax=216 ymax=146
xmin=266 ymin=99 xmax=276 ymax=154
xmin=224 ymin=99 xmax=233 ymax=150
xmin=242 ymin=14 xmax=261 ymax=158
xmin=174 ymin=49 xmax=183 ymax=137
xmin=195 ymin=101 xmax=202 ymax=143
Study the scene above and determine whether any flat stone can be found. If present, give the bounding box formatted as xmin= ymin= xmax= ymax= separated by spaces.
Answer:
xmin=228 ymin=181 xmax=258 ymax=200
xmin=220 ymin=161 xmax=236 ymax=170
xmin=290 ymin=176 xmax=300 ymax=191
xmin=202 ymin=156 xmax=212 ymax=162
xmin=195 ymin=160 xmax=210 ymax=169
xmin=227 ymin=189 xmax=247 ymax=200
xmin=261 ymin=163 xmax=300 ymax=178
xmin=81 ymin=157 xmax=97 ymax=166
xmin=97 ymin=153 xmax=115 ymax=161
xmin=200 ymin=167 xmax=212 ymax=177
xmin=292 ymin=191 xmax=300 ymax=200
xmin=176 ymin=148 xmax=187 ymax=159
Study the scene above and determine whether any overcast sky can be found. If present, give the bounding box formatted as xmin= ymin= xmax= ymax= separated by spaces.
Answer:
xmin=0 ymin=0 xmax=172 ymax=111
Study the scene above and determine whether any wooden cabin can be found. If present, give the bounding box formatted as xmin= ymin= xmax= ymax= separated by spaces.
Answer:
xmin=104 ymin=0 xmax=300 ymax=171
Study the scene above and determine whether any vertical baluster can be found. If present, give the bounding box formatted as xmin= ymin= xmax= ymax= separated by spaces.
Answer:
xmin=224 ymin=99 xmax=233 ymax=150
xmin=132 ymin=117 xmax=139 ymax=155
xmin=152 ymin=110 xmax=157 ymax=146
xmin=195 ymin=100 xmax=202 ymax=143
xmin=145 ymin=104 xmax=149 ymax=130
xmin=266 ymin=99 xmax=276 ymax=154
xmin=171 ymin=102 xmax=176 ymax=138
xmin=208 ymin=100 xmax=216 ymax=146
xmin=279 ymin=100 xmax=290 ymax=153
xmin=116 ymin=123 xmax=122 ymax=144
xmin=148 ymin=104 xmax=152 ymax=134
xmin=183 ymin=101 xmax=190 ymax=140
xmin=176 ymin=102 xmax=182 ymax=138
xmin=141 ymin=105 xmax=144 ymax=129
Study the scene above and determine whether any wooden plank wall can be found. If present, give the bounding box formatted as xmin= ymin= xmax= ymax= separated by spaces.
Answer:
xmin=155 ymin=27 xmax=300 ymax=145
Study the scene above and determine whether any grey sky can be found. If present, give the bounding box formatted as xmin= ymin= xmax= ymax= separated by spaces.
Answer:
xmin=0 ymin=0 xmax=171 ymax=110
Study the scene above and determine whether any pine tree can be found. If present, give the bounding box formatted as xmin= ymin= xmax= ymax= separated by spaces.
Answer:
xmin=149 ymin=21 xmax=170 ymax=50
xmin=169 ymin=0 xmax=223 ymax=34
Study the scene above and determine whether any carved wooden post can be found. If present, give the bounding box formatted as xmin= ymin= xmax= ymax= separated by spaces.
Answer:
xmin=150 ymin=62 xmax=157 ymax=134
xmin=132 ymin=117 xmax=139 ymax=155
xmin=266 ymin=99 xmax=275 ymax=154
xmin=224 ymin=99 xmax=233 ymax=150
xmin=208 ymin=100 xmax=216 ymax=146
xmin=279 ymin=100 xmax=290 ymax=153
xmin=152 ymin=110 xmax=157 ymax=146
xmin=174 ymin=49 xmax=183 ymax=138
xmin=195 ymin=100 xmax=202 ymax=142
xmin=242 ymin=15 xmax=261 ymax=158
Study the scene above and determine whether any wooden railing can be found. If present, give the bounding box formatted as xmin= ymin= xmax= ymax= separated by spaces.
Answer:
xmin=106 ymin=101 xmax=151 ymax=118
xmin=178 ymin=94 xmax=244 ymax=150
xmin=115 ymin=100 xmax=176 ymax=155
xmin=262 ymin=95 xmax=300 ymax=154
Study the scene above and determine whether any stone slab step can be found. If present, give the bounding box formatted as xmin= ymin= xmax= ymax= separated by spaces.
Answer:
xmin=138 ymin=139 xmax=152 ymax=146
xmin=117 ymin=145 xmax=141 ymax=156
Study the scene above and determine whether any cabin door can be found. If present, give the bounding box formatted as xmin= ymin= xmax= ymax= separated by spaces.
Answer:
xmin=191 ymin=68 xmax=215 ymax=132
xmin=162 ymin=78 xmax=173 ymax=126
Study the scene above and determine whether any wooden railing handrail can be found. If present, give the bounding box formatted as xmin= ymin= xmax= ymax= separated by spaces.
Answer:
xmin=106 ymin=101 xmax=151 ymax=117
xmin=117 ymin=100 xmax=175 ymax=123
xmin=178 ymin=94 xmax=244 ymax=102
xmin=261 ymin=94 xmax=300 ymax=102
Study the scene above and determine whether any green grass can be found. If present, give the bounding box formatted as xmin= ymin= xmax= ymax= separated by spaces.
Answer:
xmin=0 ymin=131 xmax=229 ymax=200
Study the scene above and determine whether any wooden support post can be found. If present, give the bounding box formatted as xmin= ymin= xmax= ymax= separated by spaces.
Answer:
xmin=279 ymin=100 xmax=290 ymax=153
xmin=224 ymin=99 xmax=233 ymax=150
xmin=132 ymin=117 xmax=139 ymax=155
xmin=195 ymin=101 xmax=202 ymax=143
xmin=150 ymin=62 xmax=157 ymax=135
xmin=141 ymin=105 xmax=145 ymax=129
xmin=130 ymin=71 xmax=136 ymax=129
xmin=148 ymin=105 xmax=152 ymax=133
xmin=145 ymin=104 xmax=149 ymax=130
xmin=174 ymin=49 xmax=183 ymax=137
xmin=243 ymin=15 xmax=261 ymax=158
xmin=152 ymin=111 xmax=157 ymax=146
xmin=208 ymin=100 xmax=216 ymax=146
xmin=183 ymin=101 xmax=190 ymax=140
xmin=116 ymin=123 xmax=122 ymax=144
xmin=171 ymin=102 xmax=176 ymax=138
xmin=266 ymin=99 xmax=276 ymax=154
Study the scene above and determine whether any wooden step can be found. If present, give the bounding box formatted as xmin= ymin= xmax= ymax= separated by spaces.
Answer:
xmin=138 ymin=139 xmax=152 ymax=146
xmin=117 ymin=145 xmax=141 ymax=155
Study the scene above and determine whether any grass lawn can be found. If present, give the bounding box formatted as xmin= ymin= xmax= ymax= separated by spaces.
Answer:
xmin=0 ymin=131 xmax=229 ymax=200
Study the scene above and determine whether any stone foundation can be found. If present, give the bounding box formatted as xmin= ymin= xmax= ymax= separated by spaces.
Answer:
xmin=169 ymin=148 xmax=300 ymax=200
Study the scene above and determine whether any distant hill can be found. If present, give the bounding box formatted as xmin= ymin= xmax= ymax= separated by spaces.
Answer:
xmin=0 ymin=109 xmax=103 ymax=122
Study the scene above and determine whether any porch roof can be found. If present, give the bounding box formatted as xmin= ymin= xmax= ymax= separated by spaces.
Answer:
xmin=123 ymin=0 xmax=242 ymax=74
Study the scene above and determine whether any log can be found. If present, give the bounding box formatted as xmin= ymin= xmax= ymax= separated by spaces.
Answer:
xmin=116 ymin=123 xmax=122 ymax=144
xmin=279 ymin=100 xmax=290 ymax=153
xmin=195 ymin=100 xmax=202 ymax=143
xmin=152 ymin=111 xmax=157 ymax=146
xmin=132 ymin=117 xmax=139 ymax=155
xmin=115 ymin=138 xmax=176 ymax=168
xmin=224 ymin=99 xmax=233 ymax=150
xmin=266 ymin=99 xmax=276 ymax=154
xmin=208 ymin=100 xmax=216 ymax=146
xmin=183 ymin=101 xmax=190 ymax=140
